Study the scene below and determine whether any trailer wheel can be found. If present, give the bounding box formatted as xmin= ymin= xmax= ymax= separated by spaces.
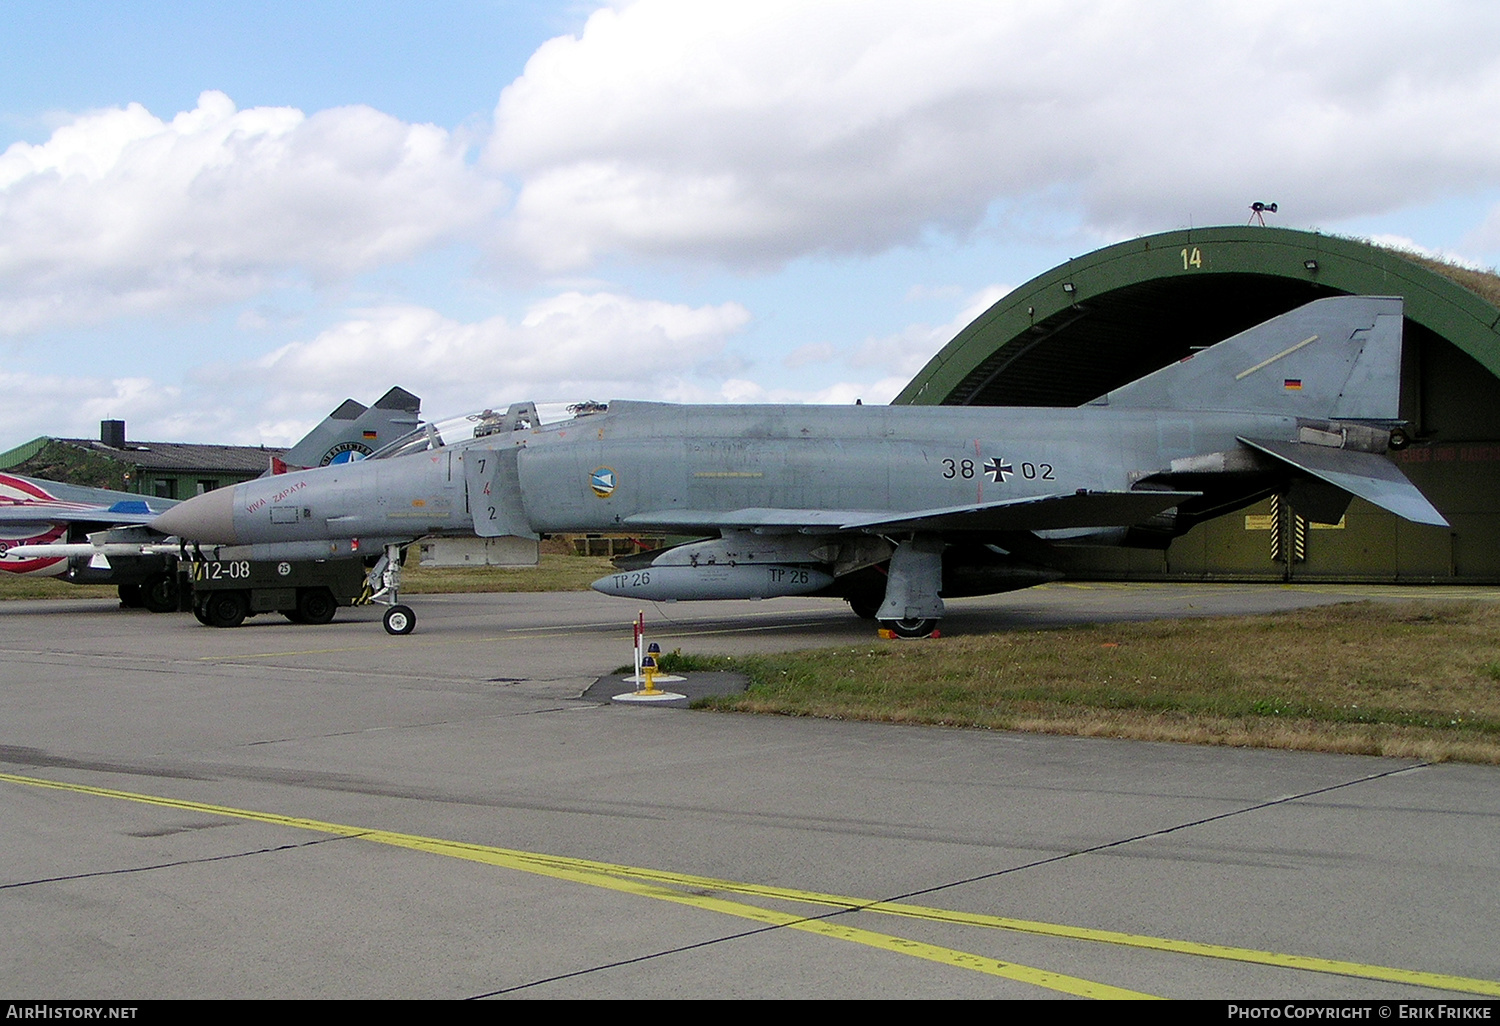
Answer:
xmin=193 ymin=602 xmax=212 ymax=626
xmin=141 ymin=573 xmax=178 ymax=614
xmin=280 ymin=609 xmax=305 ymax=623
xmin=205 ymin=591 xmax=248 ymax=628
xmin=296 ymin=588 xmax=338 ymax=625
xmin=118 ymin=584 xmax=144 ymax=608
xmin=383 ymin=604 xmax=416 ymax=635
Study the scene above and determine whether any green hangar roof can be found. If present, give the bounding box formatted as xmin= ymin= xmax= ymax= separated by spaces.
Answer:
xmin=895 ymin=225 xmax=1500 ymax=408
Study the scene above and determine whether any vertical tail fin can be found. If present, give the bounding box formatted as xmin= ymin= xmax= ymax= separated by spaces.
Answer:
xmin=275 ymin=387 xmax=423 ymax=472
xmin=1091 ymin=296 xmax=1403 ymax=420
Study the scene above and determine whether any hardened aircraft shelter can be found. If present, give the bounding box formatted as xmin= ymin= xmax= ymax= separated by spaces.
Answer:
xmin=896 ymin=226 xmax=1500 ymax=582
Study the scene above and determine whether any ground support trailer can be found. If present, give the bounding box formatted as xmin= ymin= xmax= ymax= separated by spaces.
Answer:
xmin=189 ymin=557 xmax=370 ymax=628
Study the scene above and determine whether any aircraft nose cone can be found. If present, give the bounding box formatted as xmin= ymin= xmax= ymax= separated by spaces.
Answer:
xmin=151 ymin=486 xmax=238 ymax=544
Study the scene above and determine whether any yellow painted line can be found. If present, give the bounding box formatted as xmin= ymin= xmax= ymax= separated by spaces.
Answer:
xmin=571 ymin=864 xmax=1500 ymax=998
xmin=12 ymin=773 xmax=1495 ymax=997
xmin=0 ymin=772 xmax=1151 ymax=999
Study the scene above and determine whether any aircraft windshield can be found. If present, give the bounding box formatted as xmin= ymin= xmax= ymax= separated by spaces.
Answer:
xmin=368 ymin=401 xmax=606 ymax=459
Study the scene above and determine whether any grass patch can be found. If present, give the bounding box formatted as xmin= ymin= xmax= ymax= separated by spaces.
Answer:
xmin=696 ymin=601 xmax=1500 ymax=764
xmin=401 ymin=553 xmax=617 ymax=594
xmin=612 ymin=649 xmax=740 ymax=675
xmin=0 ymin=576 xmax=118 ymax=600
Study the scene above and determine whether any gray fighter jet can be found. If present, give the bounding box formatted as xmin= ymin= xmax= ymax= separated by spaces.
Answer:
xmin=3 ymin=387 xmax=421 ymax=609
xmin=150 ymin=297 xmax=1446 ymax=636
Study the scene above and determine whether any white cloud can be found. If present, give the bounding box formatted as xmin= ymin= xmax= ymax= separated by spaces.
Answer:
xmin=0 ymin=372 xmax=184 ymax=448
xmin=0 ymin=281 xmax=1014 ymax=449
xmin=488 ymin=0 xmax=1500 ymax=269
xmin=0 ymin=91 xmax=501 ymax=334
xmin=771 ymin=283 xmax=1012 ymax=394
xmin=698 ymin=283 xmax=1012 ymax=406
xmin=716 ymin=376 xmax=912 ymax=406
xmin=221 ymin=290 xmax=752 ymax=431
xmin=2 ymin=290 xmax=752 ymax=447
xmin=1456 ymin=212 xmax=1500 ymax=264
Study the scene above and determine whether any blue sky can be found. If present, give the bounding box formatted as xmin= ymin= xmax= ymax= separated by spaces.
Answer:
xmin=3 ymin=1 xmax=1499 ymax=447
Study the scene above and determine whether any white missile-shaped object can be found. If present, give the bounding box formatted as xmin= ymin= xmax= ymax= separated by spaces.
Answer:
xmin=3 ymin=542 xmax=183 ymax=559
xmin=592 ymin=563 xmax=833 ymax=601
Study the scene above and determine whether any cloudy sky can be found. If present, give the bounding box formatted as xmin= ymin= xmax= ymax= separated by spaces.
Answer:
xmin=3 ymin=0 xmax=1499 ymax=447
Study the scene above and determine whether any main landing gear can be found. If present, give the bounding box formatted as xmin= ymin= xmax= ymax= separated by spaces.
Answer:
xmin=367 ymin=543 xmax=417 ymax=636
xmin=874 ymin=534 xmax=945 ymax=639
xmin=882 ymin=617 xmax=939 ymax=639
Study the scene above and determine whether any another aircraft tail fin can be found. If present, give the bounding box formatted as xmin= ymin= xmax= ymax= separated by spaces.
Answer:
xmin=274 ymin=387 xmax=422 ymax=473
xmin=1090 ymin=296 xmax=1404 ymax=421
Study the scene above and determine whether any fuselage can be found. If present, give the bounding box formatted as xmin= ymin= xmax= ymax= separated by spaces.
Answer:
xmin=154 ymin=400 xmax=1303 ymax=548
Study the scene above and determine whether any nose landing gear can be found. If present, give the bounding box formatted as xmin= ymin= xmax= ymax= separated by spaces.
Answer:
xmin=368 ymin=543 xmax=418 ymax=635
xmin=383 ymin=604 xmax=416 ymax=635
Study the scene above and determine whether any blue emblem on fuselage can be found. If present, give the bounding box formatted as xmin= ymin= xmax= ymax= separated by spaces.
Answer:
xmin=321 ymin=441 xmax=372 ymax=466
xmin=590 ymin=467 xmax=617 ymax=498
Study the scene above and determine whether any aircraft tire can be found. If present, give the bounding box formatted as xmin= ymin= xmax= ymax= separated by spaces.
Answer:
xmin=383 ymin=604 xmax=416 ymax=635
xmin=880 ymin=617 xmax=938 ymax=639
xmin=296 ymin=588 xmax=338 ymax=625
xmin=118 ymin=584 xmax=144 ymax=608
xmin=205 ymin=591 xmax=248 ymax=629
xmin=141 ymin=573 xmax=178 ymax=614
xmin=846 ymin=594 xmax=882 ymax=620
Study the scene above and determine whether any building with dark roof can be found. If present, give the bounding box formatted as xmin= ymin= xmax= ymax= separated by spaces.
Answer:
xmin=0 ymin=420 xmax=284 ymax=498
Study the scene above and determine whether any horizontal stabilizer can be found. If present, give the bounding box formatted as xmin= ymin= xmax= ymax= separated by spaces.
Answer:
xmin=1238 ymin=437 xmax=1449 ymax=527
xmin=624 ymin=491 xmax=1200 ymax=535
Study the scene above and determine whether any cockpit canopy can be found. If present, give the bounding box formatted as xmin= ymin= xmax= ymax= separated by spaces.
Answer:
xmin=368 ymin=401 xmax=608 ymax=460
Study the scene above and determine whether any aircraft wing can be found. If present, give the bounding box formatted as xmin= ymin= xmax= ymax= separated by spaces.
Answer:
xmin=1238 ymin=437 xmax=1449 ymax=527
xmin=0 ymin=473 xmax=174 ymax=526
xmin=622 ymin=490 xmax=1200 ymax=535
xmin=621 ymin=508 xmax=880 ymax=532
xmin=837 ymin=490 xmax=1200 ymax=533
xmin=0 ymin=499 xmax=162 ymax=526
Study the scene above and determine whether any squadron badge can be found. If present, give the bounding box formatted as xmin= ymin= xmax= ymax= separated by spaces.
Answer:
xmin=590 ymin=467 xmax=617 ymax=498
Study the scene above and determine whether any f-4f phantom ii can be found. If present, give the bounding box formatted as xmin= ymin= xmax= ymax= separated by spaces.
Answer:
xmin=150 ymin=297 xmax=1447 ymax=636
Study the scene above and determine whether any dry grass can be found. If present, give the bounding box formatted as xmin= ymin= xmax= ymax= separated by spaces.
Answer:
xmin=699 ymin=601 xmax=1500 ymax=764
xmin=1395 ymin=251 xmax=1500 ymax=308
